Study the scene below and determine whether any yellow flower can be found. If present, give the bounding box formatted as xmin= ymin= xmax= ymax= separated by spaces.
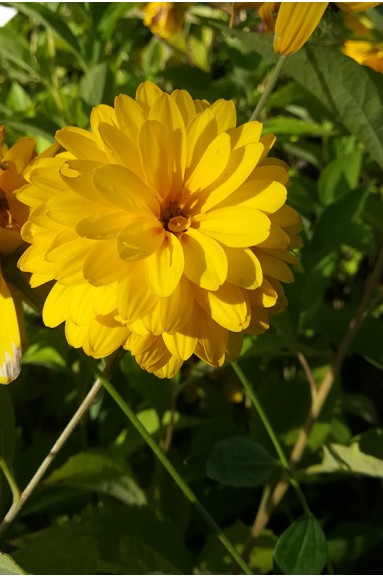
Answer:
xmin=18 ymin=81 xmax=302 ymax=379
xmin=273 ymin=2 xmax=381 ymax=56
xmin=0 ymin=128 xmax=36 ymax=384
xmin=342 ymin=12 xmax=383 ymax=72
xmin=143 ymin=2 xmax=188 ymax=38
xmin=0 ymin=128 xmax=59 ymax=384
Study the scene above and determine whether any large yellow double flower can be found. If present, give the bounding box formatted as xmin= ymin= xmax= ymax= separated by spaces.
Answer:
xmin=18 ymin=81 xmax=302 ymax=378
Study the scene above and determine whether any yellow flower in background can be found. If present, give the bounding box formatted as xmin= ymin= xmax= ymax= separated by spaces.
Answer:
xmin=0 ymin=128 xmax=59 ymax=384
xmin=342 ymin=11 xmax=383 ymax=72
xmin=143 ymin=2 xmax=188 ymax=38
xmin=273 ymin=2 xmax=381 ymax=56
xmin=18 ymin=81 xmax=302 ymax=379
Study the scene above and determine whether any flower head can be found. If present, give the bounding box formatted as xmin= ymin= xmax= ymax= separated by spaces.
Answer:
xmin=143 ymin=2 xmax=188 ymax=38
xmin=18 ymin=81 xmax=302 ymax=379
xmin=0 ymin=128 xmax=58 ymax=383
xmin=342 ymin=11 xmax=383 ymax=72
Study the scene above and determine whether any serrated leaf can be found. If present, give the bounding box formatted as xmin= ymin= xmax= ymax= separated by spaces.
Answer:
xmin=206 ymin=435 xmax=279 ymax=488
xmin=44 ymin=451 xmax=146 ymax=506
xmin=0 ymin=553 xmax=25 ymax=575
xmin=274 ymin=515 xmax=327 ymax=575
xmin=305 ymin=442 xmax=383 ymax=479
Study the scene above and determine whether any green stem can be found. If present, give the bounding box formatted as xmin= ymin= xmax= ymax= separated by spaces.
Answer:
xmin=231 ymin=361 xmax=311 ymax=516
xmin=90 ymin=362 xmax=253 ymax=576
xmin=0 ymin=460 xmax=20 ymax=506
xmin=250 ymin=55 xmax=287 ymax=121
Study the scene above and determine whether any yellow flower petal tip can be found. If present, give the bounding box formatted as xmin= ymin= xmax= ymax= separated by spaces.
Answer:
xmin=274 ymin=2 xmax=329 ymax=56
xmin=19 ymin=82 xmax=302 ymax=379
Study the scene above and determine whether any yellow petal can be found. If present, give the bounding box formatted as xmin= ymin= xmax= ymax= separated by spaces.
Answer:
xmin=97 ymin=122 xmax=143 ymax=177
xmin=76 ymin=212 xmax=130 ymax=240
xmin=194 ymin=307 xmax=228 ymax=366
xmin=337 ymin=2 xmax=381 ymax=12
xmin=92 ymin=164 xmax=160 ymax=215
xmin=194 ymin=283 xmax=250 ymax=332
xmin=138 ymin=120 xmax=173 ymax=198
xmin=145 ymin=232 xmax=184 ymax=297
xmin=228 ymin=121 xmax=263 ymax=149
xmin=0 ymin=272 xmax=22 ymax=384
xmin=186 ymin=132 xmax=231 ymax=194
xmin=114 ymin=94 xmax=146 ymax=137
xmin=209 ymin=99 xmax=237 ymax=133
xmin=274 ymin=2 xmax=328 ymax=55
xmin=180 ymin=227 xmax=228 ymax=291
xmin=117 ymin=263 xmax=157 ymax=322
xmin=257 ymin=223 xmax=291 ymax=249
xmin=246 ymin=307 xmax=270 ymax=335
xmin=158 ymin=276 xmax=194 ymax=334
xmin=193 ymin=207 xmax=270 ymax=247
xmin=225 ymin=247 xmax=263 ymax=289
xmin=163 ymin=331 xmax=197 ymax=361
xmin=254 ymin=249 xmax=294 ymax=283
xmin=83 ymin=240 xmax=128 ymax=285
xmin=248 ymin=278 xmax=278 ymax=308
xmin=59 ymin=160 xmax=109 ymax=206
xmin=193 ymin=142 xmax=265 ymax=213
xmin=171 ymin=89 xmax=197 ymax=127
xmin=55 ymin=127 xmax=108 ymax=162
xmin=136 ymin=80 xmax=163 ymax=113
xmin=185 ymin=109 xmax=218 ymax=177
xmin=117 ymin=217 xmax=164 ymax=261
xmin=218 ymin=180 xmax=287 ymax=213
xmin=4 ymin=137 xmax=35 ymax=173
xmin=43 ymin=282 xmax=69 ymax=327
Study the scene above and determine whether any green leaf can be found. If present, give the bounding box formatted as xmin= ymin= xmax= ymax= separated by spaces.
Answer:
xmin=0 ymin=554 xmax=25 ymax=575
xmin=5 ymin=82 xmax=32 ymax=113
xmin=206 ymin=435 xmax=279 ymax=488
xmin=22 ymin=343 xmax=66 ymax=369
xmin=305 ymin=442 xmax=383 ymax=479
xmin=12 ymin=526 xmax=99 ymax=574
xmin=318 ymin=150 xmax=363 ymax=206
xmin=44 ymin=450 xmax=146 ymax=506
xmin=274 ymin=515 xmax=327 ymax=575
xmin=327 ymin=522 xmax=383 ymax=568
xmin=8 ymin=3 xmax=84 ymax=67
xmin=263 ymin=116 xmax=332 ymax=137
xmin=80 ymin=62 xmax=108 ymax=106
xmin=0 ymin=387 xmax=16 ymax=468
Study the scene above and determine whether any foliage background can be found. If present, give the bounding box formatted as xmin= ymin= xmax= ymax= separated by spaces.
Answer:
xmin=0 ymin=2 xmax=383 ymax=574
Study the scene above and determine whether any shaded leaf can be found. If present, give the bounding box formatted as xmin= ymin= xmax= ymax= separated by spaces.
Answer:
xmin=44 ymin=450 xmax=146 ymax=506
xmin=274 ymin=515 xmax=327 ymax=575
xmin=80 ymin=62 xmax=108 ymax=106
xmin=0 ymin=387 xmax=16 ymax=468
xmin=206 ymin=435 xmax=279 ymax=488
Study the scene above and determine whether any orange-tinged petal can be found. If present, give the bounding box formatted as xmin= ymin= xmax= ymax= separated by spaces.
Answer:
xmin=193 ymin=207 xmax=270 ymax=247
xmin=145 ymin=232 xmax=184 ymax=297
xmin=4 ymin=137 xmax=35 ymax=173
xmin=180 ymin=227 xmax=228 ymax=291
xmin=254 ymin=249 xmax=294 ymax=283
xmin=274 ymin=2 xmax=328 ymax=55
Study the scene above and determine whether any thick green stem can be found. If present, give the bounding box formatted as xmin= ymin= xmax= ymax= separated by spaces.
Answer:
xmin=91 ymin=363 xmax=253 ymax=576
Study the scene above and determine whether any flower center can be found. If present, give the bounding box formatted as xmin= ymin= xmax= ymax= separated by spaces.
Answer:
xmin=161 ymin=200 xmax=190 ymax=234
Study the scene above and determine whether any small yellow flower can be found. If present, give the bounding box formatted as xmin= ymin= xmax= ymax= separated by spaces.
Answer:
xmin=143 ymin=2 xmax=188 ymax=38
xmin=272 ymin=1 xmax=381 ymax=56
xmin=0 ymin=128 xmax=59 ymax=384
xmin=18 ymin=81 xmax=302 ymax=379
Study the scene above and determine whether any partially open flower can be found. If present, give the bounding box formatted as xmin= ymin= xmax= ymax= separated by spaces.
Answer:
xmin=18 ymin=81 xmax=302 ymax=379
xmin=143 ymin=2 xmax=189 ymax=38
xmin=0 ymin=128 xmax=58 ymax=383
